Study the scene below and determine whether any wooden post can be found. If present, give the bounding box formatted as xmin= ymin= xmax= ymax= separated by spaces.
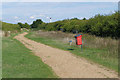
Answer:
xmin=81 ymin=44 xmax=82 ymax=51
xmin=69 ymin=40 xmax=72 ymax=46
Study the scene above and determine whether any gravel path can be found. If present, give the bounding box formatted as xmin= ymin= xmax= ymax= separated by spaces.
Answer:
xmin=14 ymin=32 xmax=118 ymax=78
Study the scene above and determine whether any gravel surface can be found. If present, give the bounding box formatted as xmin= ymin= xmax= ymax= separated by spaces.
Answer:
xmin=14 ymin=32 xmax=118 ymax=78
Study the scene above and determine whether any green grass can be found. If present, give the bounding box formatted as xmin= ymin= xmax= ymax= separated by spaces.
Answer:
xmin=25 ymin=31 xmax=118 ymax=72
xmin=2 ymin=21 xmax=20 ymax=32
xmin=0 ymin=36 xmax=2 ymax=79
xmin=2 ymin=33 xmax=57 ymax=78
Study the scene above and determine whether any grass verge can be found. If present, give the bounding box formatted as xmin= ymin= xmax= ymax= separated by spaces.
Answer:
xmin=2 ymin=32 xmax=57 ymax=78
xmin=25 ymin=31 xmax=118 ymax=72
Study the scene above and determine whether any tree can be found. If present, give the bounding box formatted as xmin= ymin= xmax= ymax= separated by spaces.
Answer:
xmin=83 ymin=18 xmax=86 ymax=20
xmin=24 ymin=23 xmax=30 ymax=29
xmin=31 ymin=19 xmax=43 ymax=28
xmin=71 ymin=18 xmax=79 ymax=20
xmin=18 ymin=22 xmax=23 ymax=28
xmin=18 ymin=22 xmax=30 ymax=29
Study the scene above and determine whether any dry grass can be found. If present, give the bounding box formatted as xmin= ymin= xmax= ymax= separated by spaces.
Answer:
xmin=26 ymin=30 xmax=118 ymax=71
xmin=35 ymin=30 xmax=118 ymax=58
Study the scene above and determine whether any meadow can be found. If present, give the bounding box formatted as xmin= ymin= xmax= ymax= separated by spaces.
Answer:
xmin=1 ymin=11 xmax=119 ymax=77
xmin=2 ymin=33 xmax=57 ymax=78
xmin=25 ymin=30 xmax=118 ymax=72
xmin=2 ymin=21 xmax=20 ymax=32
xmin=26 ymin=12 xmax=119 ymax=72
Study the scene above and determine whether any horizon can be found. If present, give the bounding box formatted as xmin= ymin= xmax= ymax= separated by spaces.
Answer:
xmin=1 ymin=2 xmax=118 ymax=24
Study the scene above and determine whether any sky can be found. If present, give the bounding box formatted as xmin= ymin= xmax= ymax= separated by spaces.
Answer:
xmin=1 ymin=2 xmax=118 ymax=24
xmin=1 ymin=0 xmax=120 ymax=2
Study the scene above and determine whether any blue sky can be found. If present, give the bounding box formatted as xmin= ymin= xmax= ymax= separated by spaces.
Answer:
xmin=2 ymin=2 xmax=118 ymax=24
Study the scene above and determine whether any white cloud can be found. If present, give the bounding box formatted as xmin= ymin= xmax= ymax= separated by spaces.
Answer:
xmin=30 ymin=14 xmax=47 ymax=19
xmin=14 ymin=16 xmax=18 ymax=19
xmin=71 ymin=17 xmax=74 ymax=19
xmin=79 ymin=17 xmax=84 ymax=19
xmin=16 ymin=20 xmax=26 ymax=23
xmin=27 ymin=21 xmax=33 ymax=24
xmin=17 ymin=20 xmax=22 ymax=22
xmin=46 ymin=16 xmax=49 ymax=19
xmin=30 ymin=16 xmax=35 ymax=19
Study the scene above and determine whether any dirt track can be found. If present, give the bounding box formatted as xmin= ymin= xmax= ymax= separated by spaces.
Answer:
xmin=14 ymin=32 xmax=118 ymax=78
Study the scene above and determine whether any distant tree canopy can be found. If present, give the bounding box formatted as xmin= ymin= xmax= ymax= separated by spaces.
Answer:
xmin=18 ymin=22 xmax=23 ymax=28
xmin=31 ymin=19 xmax=43 ymax=28
xmin=31 ymin=12 xmax=119 ymax=38
xmin=83 ymin=18 xmax=86 ymax=20
xmin=18 ymin=22 xmax=30 ymax=29
xmin=71 ymin=18 xmax=79 ymax=20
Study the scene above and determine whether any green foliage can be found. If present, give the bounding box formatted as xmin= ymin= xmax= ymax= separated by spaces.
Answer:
xmin=26 ymin=31 xmax=118 ymax=72
xmin=24 ymin=23 xmax=30 ymax=29
xmin=71 ymin=18 xmax=79 ymax=20
xmin=82 ymin=18 xmax=86 ymax=20
xmin=2 ymin=34 xmax=57 ymax=78
xmin=18 ymin=22 xmax=23 ymax=28
xmin=31 ymin=19 xmax=43 ymax=28
xmin=18 ymin=22 xmax=30 ymax=29
xmin=32 ymin=12 xmax=119 ymax=38
xmin=2 ymin=22 xmax=20 ymax=31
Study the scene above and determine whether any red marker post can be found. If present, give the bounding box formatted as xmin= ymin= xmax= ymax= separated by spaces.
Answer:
xmin=75 ymin=34 xmax=82 ymax=51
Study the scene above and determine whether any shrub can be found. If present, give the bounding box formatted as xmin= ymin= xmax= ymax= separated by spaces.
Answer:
xmin=31 ymin=12 xmax=119 ymax=38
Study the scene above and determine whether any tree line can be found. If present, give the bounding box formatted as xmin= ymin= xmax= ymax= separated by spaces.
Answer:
xmin=28 ymin=12 xmax=119 ymax=38
xmin=3 ymin=12 xmax=119 ymax=38
xmin=17 ymin=19 xmax=43 ymax=29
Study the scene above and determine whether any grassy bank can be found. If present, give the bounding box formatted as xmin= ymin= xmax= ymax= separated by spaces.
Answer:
xmin=0 ymin=33 xmax=2 ymax=79
xmin=2 ymin=33 xmax=57 ymax=78
xmin=2 ymin=21 xmax=20 ymax=32
xmin=25 ymin=31 xmax=118 ymax=72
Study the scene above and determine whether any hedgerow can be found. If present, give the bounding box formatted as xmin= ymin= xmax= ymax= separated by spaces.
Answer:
xmin=32 ymin=12 xmax=119 ymax=38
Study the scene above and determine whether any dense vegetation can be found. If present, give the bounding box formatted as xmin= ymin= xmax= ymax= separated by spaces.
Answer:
xmin=2 ymin=12 xmax=119 ymax=38
xmin=18 ymin=22 xmax=30 ymax=29
xmin=31 ymin=19 xmax=43 ymax=28
xmin=31 ymin=12 xmax=119 ymax=39
xmin=2 ymin=21 xmax=20 ymax=32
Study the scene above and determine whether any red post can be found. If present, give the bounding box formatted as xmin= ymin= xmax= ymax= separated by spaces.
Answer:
xmin=75 ymin=34 xmax=82 ymax=51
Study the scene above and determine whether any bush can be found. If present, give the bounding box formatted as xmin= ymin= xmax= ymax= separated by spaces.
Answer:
xmin=18 ymin=22 xmax=30 ymax=29
xmin=31 ymin=19 xmax=43 ymax=28
xmin=31 ymin=12 xmax=119 ymax=38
